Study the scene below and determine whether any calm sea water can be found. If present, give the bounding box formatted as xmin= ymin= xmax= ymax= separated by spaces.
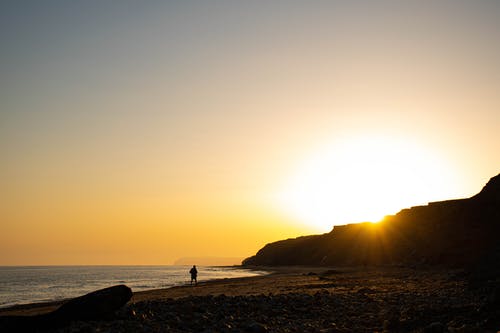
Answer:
xmin=0 ymin=266 xmax=269 ymax=308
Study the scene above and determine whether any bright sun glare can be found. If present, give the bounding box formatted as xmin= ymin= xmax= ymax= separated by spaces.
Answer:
xmin=276 ymin=135 xmax=459 ymax=232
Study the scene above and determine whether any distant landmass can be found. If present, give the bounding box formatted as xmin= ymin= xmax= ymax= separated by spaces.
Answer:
xmin=174 ymin=257 xmax=243 ymax=266
xmin=244 ymin=173 xmax=500 ymax=273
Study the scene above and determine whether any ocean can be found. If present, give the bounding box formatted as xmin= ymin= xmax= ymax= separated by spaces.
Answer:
xmin=0 ymin=265 xmax=269 ymax=309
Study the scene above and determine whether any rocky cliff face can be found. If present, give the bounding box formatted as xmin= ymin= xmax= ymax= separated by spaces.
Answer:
xmin=243 ymin=173 xmax=500 ymax=268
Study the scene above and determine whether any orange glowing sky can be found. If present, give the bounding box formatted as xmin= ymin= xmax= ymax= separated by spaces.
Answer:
xmin=1 ymin=1 xmax=499 ymax=265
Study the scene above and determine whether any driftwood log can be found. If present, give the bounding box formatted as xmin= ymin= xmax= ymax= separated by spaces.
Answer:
xmin=0 ymin=284 xmax=132 ymax=332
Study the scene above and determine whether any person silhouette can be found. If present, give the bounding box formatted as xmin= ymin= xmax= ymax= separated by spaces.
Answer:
xmin=189 ymin=265 xmax=198 ymax=285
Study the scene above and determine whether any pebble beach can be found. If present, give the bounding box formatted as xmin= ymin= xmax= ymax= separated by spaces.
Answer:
xmin=1 ymin=266 xmax=500 ymax=332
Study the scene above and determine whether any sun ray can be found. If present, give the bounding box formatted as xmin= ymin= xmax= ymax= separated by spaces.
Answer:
xmin=275 ymin=135 xmax=459 ymax=232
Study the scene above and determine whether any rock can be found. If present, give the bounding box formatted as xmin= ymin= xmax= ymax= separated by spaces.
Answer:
xmin=357 ymin=287 xmax=375 ymax=294
xmin=319 ymin=322 xmax=345 ymax=333
xmin=424 ymin=322 xmax=447 ymax=333
xmin=54 ymin=284 xmax=132 ymax=321
xmin=487 ymin=286 xmax=500 ymax=307
xmin=245 ymin=321 xmax=268 ymax=333
xmin=448 ymin=324 xmax=480 ymax=333
xmin=0 ymin=285 xmax=132 ymax=332
xmin=381 ymin=307 xmax=400 ymax=331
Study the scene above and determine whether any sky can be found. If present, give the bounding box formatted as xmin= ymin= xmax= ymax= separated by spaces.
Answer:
xmin=1 ymin=1 xmax=499 ymax=265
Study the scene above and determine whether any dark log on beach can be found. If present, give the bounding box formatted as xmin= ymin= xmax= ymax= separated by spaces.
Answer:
xmin=0 ymin=284 xmax=132 ymax=332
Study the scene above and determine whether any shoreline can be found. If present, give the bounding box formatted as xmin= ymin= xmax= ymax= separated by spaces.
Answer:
xmin=0 ymin=265 xmax=285 ymax=316
xmin=0 ymin=264 xmax=275 ymax=315
xmin=1 ymin=266 xmax=499 ymax=332
xmin=0 ymin=265 xmax=339 ymax=316
xmin=0 ymin=265 xmax=329 ymax=313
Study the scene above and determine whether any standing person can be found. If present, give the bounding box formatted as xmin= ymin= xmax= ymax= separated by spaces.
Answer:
xmin=189 ymin=265 xmax=198 ymax=285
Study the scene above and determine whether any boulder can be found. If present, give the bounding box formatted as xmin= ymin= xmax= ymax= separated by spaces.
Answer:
xmin=53 ymin=284 xmax=132 ymax=321
xmin=0 ymin=284 xmax=132 ymax=332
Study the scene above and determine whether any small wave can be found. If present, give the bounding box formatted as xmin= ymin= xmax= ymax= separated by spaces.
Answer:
xmin=132 ymin=285 xmax=156 ymax=289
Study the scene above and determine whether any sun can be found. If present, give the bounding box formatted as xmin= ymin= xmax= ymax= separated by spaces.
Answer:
xmin=275 ymin=135 xmax=459 ymax=232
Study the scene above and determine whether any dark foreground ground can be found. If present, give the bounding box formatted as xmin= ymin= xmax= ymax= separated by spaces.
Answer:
xmin=2 ymin=266 xmax=500 ymax=333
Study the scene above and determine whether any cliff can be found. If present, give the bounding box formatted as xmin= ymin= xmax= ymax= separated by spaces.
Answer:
xmin=243 ymin=173 xmax=500 ymax=269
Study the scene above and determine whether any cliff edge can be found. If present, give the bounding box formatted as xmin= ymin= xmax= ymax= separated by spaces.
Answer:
xmin=243 ymin=173 xmax=500 ymax=269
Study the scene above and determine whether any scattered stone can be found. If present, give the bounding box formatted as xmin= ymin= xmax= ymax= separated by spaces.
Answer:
xmin=424 ymin=322 xmax=446 ymax=333
xmin=357 ymin=287 xmax=375 ymax=294
xmin=3 ymin=267 xmax=500 ymax=333
xmin=245 ymin=321 xmax=268 ymax=333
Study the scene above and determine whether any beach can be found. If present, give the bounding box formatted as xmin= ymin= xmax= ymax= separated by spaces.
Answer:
xmin=1 ymin=266 xmax=499 ymax=332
